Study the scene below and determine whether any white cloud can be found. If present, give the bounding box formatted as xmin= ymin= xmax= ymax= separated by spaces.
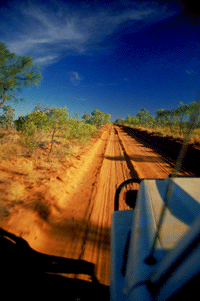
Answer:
xmin=69 ymin=71 xmax=82 ymax=85
xmin=186 ymin=70 xmax=198 ymax=76
xmin=1 ymin=1 xmax=176 ymax=66
xmin=34 ymin=55 xmax=59 ymax=65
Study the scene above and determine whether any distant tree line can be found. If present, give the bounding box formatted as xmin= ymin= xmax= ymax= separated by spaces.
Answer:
xmin=115 ymin=102 xmax=200 ymax=135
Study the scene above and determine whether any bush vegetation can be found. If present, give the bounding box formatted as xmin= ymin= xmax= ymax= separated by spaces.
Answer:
xmin=0 ymin=104 xmax=111 ymax=160
xmin=115 ymin=102 xmax=200 ymax=144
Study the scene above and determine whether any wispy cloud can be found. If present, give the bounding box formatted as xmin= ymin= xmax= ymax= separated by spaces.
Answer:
xmin=69 ymin=71 xmax=82 ymax=85
xmin=34 ymin=55 xmax=59 ymax=65
xmin=186 ymin=70 xmax=198 ymax=76
xmin=0 ymin=0 xmax=176 ymax=66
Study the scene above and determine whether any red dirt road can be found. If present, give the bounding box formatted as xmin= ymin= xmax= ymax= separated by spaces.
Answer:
xmin=0 ymin=125 xmax=192 ymax=293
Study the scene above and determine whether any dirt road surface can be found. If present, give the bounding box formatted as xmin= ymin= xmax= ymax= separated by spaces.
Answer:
xmin=0 ymin=125 xmax=192 ymax=298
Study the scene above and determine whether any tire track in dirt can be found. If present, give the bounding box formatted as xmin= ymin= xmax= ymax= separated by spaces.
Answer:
xmin=75 ymin=126 xmax=139 ymax=284
xmin=114 ymin=125 xmax=192 ymax=178
xmin=75 ymin=127 xmax=118 ymax=284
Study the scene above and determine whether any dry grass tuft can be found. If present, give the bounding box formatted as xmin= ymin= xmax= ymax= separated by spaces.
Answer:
xmin=8 ymin=183 xmax=26 ymax=201
xmin=20 ymin=160 xmax=34 ymax=175
xmin=0 ymin=129 xmax=22 ymax=159
xmin=0 ymin=140 xmax=22 ymax=160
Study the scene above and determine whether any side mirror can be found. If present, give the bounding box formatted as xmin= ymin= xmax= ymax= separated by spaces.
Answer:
xmin=126 ymin=190 xmax=138 ymax=209
xmin=114 ymin=178 xmax=142 ymax=211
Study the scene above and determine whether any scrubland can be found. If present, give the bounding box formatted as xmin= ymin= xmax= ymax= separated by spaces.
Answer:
xmin=0 ymin=119 xmax=101 ymax=222
xmin=115 ymin=102 xmax=200 ymax=146
xmin=126 ymin=125 xmax=200 ymax=145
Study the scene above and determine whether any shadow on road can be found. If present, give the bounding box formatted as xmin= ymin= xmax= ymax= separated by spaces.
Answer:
xmin=104 ymin=155 xmax=165 ymax=163
xmin=0 ymin=227 xmax=109 ymax=300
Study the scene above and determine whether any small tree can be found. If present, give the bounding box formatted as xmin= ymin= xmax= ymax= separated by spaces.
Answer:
xmin=0 ymin=105 xmax=15 ymax=129
xmin=89 ymin=110 xmax=111 ymax=126
xmin=26 ymin=110 xmax=49 ymax=130
xmin=115 ymin=118 xmax=123 ymax=124
xmin=89 ymin=110 xmax=104 ymax=126
xmin=34 ymin=102 xmax=50 ymax=114
xmin=82 ymin=112 xmax=90 ymax=122
xmin=174 ymin=102 xmax=190 ymax=135
xmin=103 ymin=113 xmax=111 ymax=125
xmin=47 ymin=107 xmax=69 ymax=155
xmin=15 ymin=115 xmax=26 ymax=131
xmin=19 ymin=110 xmax=49 ymax=152
xmin=156 ymin=108 xmax=178 ymax=133
xmin=0 ymin=42 xmax=42 ymax=107
xmin=148 ymin=115 xmax=156 ymax=128
xmin=73 ymin=113 xmax=79 ymax=120
xmin=188 ymin=101 xmax=200 ymax=129
xmin=168 ymin=109 xmax=177 ymax=133
xmin=126 ymin=115 xmax=132 ymax=124
xmin=155 ymin=109 xmax=167 ymax=127
xmin=136 ymin=108 xmax=151 ymax=127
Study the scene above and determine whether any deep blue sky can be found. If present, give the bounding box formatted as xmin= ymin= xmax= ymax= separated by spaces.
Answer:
xmin=0 ymin=0 xmax=200 ymax=121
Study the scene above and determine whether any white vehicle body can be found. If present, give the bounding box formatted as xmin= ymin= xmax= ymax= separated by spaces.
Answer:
xmin=111 ymin=178 xmax=200 ymax=301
